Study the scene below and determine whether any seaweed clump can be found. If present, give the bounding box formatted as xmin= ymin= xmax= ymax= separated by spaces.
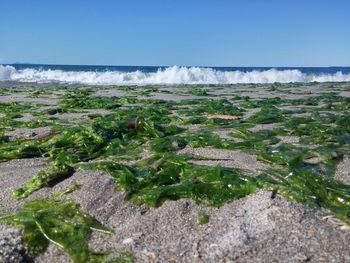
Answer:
xmin=248 ymin=105 xmax=285 ymax=124
xmin=0 ymin=198 xmax=133 ymax=263
xmin=81 ymin=154 xmax=257 ymax=207
xmin=198 ymin=211 xmax=210 ymax=225
xmin=13 ymin=161 xmax=75 ymax=199
xmin=7 ymin=112 xmax=165 ymax=199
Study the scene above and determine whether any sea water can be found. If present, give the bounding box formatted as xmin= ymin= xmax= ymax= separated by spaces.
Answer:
xmin=1 ymin=64 xmax=350 ymax=85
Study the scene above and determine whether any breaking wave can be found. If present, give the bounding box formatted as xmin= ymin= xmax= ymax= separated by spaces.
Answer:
xmin=1 ymin=65 xmax=350 ymax=85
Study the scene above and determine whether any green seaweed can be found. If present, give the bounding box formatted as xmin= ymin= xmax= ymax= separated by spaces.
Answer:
xmin=5 ymin=110 xmax=167 ymax=198
xmin=0 ymin=141 xmax=42 ymax=161
xmin=198 ymin=211 xmax=210 ymax=225
xmin=187 ymin=88 xmax=208 ymax=96
xmin=1 ymin=84 xmax=350 ymax=240
xmin=60 ymin=89 xmax=140 ymax=110
xmin=248 ymin=105 xmax=285 ymax=124
xmin=179 ymin=99 xmax=244 ymax=117
xmin=80 ymin=154 xmax=257 ymax=207
xmin=13 ymin=161 xmax=75 ymax=199
xmin=258 ymin=168 xmax=350 ymax=225
xmin=0 ymin=198 xmax=133 ymax=263
xmin=52 ymin=182 xmax=81 ymax=198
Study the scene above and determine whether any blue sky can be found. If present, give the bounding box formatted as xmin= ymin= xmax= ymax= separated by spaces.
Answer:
xmin=0 ymin=0 xmax=349 ymax=66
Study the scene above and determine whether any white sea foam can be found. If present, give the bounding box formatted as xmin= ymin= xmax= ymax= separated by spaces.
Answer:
xmin=1 ymin=65 xmax=350 ymax=85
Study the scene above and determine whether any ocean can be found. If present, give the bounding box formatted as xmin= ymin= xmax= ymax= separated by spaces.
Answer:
xmin=1 ymin=64 xmax=350 ymax=85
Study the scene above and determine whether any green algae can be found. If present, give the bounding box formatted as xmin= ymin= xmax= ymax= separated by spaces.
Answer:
xmin=198 ymin=211 xmax=209 ymax=225
xmin=13 ymin=161 xmax=75 ymax=199
xmin=248 ymin=105 xmax=285 ymax=124
xmin=52 ymin=182 xmax=81 ymax=198
xmin=1 ymin=84 xmax=350 ymax=261
xmin=1 ymin=85 xmax=349 ymax=212
xmin=258 ymin=168 xmax=350 ymax=225
xmin=0 ymin=101 xmax=59 ymax=129
xmin=5 ymin=108 xmax=170 ymax=198
xmin=60 ymin=89 xmax=140 ymax=110
xmin=179 ymin=99 xmax=244 ymax=117
xmin=0 ymin=198 xmax=132 ymax=263
xmin=0 ymin=141 xmax=42 ymax=162
xmin=61 ymin=94 xmax=122 ymax=110
xmin=187 ymin=87 xmax=209 ymax=96
xmin=80 ymin=153 xmax=257 ymax=207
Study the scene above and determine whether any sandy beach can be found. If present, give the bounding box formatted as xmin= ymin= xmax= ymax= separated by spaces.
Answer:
xmin=1 ymin=82 xmax=350 ymax=262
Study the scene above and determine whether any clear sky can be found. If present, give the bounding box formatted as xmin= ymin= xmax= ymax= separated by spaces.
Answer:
xmin=0 ymin=0 xmax=349 ymax=66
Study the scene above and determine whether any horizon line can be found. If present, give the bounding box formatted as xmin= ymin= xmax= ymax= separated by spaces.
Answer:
xmin=1 ymin=62 xmax=350 ymax=68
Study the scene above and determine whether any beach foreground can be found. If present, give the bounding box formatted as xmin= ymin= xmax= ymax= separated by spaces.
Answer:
xmin=1 ymin=82 xmax=350 ymax=262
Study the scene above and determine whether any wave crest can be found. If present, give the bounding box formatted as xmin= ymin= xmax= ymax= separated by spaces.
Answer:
xmin=1 ymin=65 xmax=350 ymax=85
